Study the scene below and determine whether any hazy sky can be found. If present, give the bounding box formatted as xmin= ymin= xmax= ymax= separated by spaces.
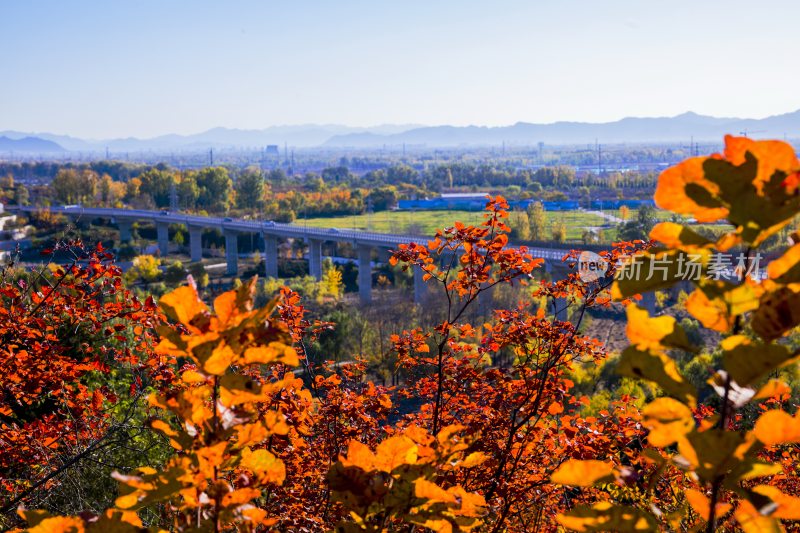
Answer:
xmin=2 ymin=0 xmax=799 ymax=138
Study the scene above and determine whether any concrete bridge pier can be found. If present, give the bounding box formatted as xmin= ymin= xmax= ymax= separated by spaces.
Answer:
xmin=188 ymin=226 xmax=203 ymax=262
xmin=263 ymin=234 xmax=279 ymax=278
xmin=117 ymin=220 xmax=133 ymax=242
xmin=156 ymin=222 xmax=169 ymax=257
xmin=308 ymin=239 xmax=322 ymax=280
xmin=552 ymin=296 xmax=570 ymax=323
xmin=224 ymin=230 xmax=238 ymax=276
xmin=413 ymin=265 xmax=428 ymax=304
xmin=477 ymin=283 xmax=494 ymax=317
xmin=358 ymin=245 xmax=373 ymax=304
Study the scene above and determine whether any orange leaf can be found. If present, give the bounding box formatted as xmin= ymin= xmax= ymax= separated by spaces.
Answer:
xmin=753 ymin=410 xmax=800 ymax=445
xmin=551 ymin=459 xmax=615 ymax=487
xmin=159 ymin=285 xmax=207 ymax=327
xmin=374 ymin=436 xmax=418 ymax=473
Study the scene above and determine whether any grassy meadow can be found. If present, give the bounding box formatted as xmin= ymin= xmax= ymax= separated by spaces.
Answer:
xmin=299 ymin=209 xmax=609 ymax=241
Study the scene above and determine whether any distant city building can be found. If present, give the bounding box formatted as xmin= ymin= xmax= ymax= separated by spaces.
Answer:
xmin=265 ymin=145 xmax=280 ymax=156
xmin=439 ymin=192 xmax=490 ymax=199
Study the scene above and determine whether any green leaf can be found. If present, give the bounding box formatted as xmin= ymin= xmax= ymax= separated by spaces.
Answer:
xmin=722 ymin=335 xmax=799 ymax=386
xmin=612 ymin=249 xmax=711 ymax=300
xmin=676 ymin=429 xmax=753 ymax=482
xmin=752 ymin=287 xmax=800 ymax=341
xmin=616 ymin=347 xmax=696 ymax=407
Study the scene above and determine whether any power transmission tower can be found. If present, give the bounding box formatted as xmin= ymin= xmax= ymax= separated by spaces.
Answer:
xmin=170 ymin=181 xmax=178 ymax=211
xmin=596 ymin=139 xmax=602 ymax=175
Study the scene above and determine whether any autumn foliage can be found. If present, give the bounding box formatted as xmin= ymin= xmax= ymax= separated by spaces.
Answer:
xmin=5 ymin=135 xmax=800 ymax=532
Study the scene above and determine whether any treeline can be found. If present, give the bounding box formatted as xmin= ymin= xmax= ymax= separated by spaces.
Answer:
xmin=3 ymin=159 xmax=658 ymax=218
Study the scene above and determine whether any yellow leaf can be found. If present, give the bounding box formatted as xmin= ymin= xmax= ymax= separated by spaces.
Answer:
xmin=754 ymin=380 xmax=792 ymax=400
xmin=240 ymin=447 xmax=286 ymax=485
xmin=196 ymin=441 xmax=228 ymax=476
xmin=686 ymin=284 xmax=761 ymax=333
xmin=243 ymin=343 xmax=299 ymax=366
xmin=768 ymin=242 xmax=800 ymax=283
xmin=685 ymin=289 xmax=733 ymax=332
xmin=90 ymin=509 xmax=145 ymax=532
xmin=753 ymin=485 xmax=800 ymax=519
xmin=415 ymin=479 xmax=457 ymax=504
xmin=655 ymin=155 xmax=728 ymax=223
xmin=723 ymin=135 xmax=800 ymax=195
xmin=617 ymin=347 xmax=696 ymax=407
xmin=114 ymin=491 xmax=140 ymax=510
xmin=150 ymin=419 xmax=178 ymax=437
xmin=642 ymin=397 xmax=694 ymax=447
xmin=735 ymin=500 xmax=784 ymax=533
xmin=234 ymin=421 xmax=269 ymax=448
xmin=556 ymin=502 xmax=657 ymax=532
xmin=460 ymin=452 xmax=488 ymax=468
xmin=625 ymin=305 xmax=694 ymax=352
xmin=550 ymin=459 xmax=615 ymax=487
xmin=684 ymin=488 xmax=731 ymax=523
xmin=213 ymin=279 xmax=256 ymax=327
xmin=753 ymin=410 xmax=800 ymax=445
xmin=181 ymin=369 xmax=207 ymax=384
xmin=221 ymin=487 xmax=262 ymax=507
xmin=340 ymin=439 xmax=376 ymax=471
xmin=202 ymin=343 xmax=237 ymax=376
xmin=26 ymin=516 xmax=86 ymax=533
xmin=219 ymin=374 xmax=268 ymax=406
xmin=213 ymin=290 xmax=238 ymax=327
xmin=649 ymin=222 xmax=712 ymax=249
xmin=446 ymin=485 xmax=486 ymax=517
xmin=374 ymin=436 xmax=418 ymax=472
xmin=159 ymin=285 xmax=208 ymax=328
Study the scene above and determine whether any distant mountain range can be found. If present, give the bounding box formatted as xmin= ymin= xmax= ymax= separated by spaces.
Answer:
xmin=0 ymin=136 xmax=65 ymax=152
xmin=324 ymin=110 xmax=800 ymax=147
xmin=0 ymin=124 xmax=422 ymax=153
xmin=3 ymin=110 xmax=800 ymax=153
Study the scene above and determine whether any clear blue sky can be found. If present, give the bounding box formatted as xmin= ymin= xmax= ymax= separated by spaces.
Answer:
xmin=2 ymin=0 xmax=798 ymax=139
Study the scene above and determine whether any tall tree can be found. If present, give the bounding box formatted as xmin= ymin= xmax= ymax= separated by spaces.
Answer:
xmin=235 ymin=166 xmax=265 ymax=210
xmin=194 ymin=167 xmax=233 ymax=212
xmin=509 ymin=209 xmax=531 ymax=240
xmin=137 ymin=169 xmax=175 ymax=208
xmin=527 ymin=200 xmax=547 ymax=240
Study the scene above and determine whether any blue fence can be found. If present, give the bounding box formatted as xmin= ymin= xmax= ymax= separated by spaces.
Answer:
xmin=398 ymin=198 xmax=655 ymax=212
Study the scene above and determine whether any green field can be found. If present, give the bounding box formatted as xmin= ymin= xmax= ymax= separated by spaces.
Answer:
xmin=299 ymin=209 xmax=609 ymax=241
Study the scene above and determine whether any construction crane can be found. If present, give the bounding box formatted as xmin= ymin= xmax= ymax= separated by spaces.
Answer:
xmin=739 ymin=129 xmax=765 ymax=138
